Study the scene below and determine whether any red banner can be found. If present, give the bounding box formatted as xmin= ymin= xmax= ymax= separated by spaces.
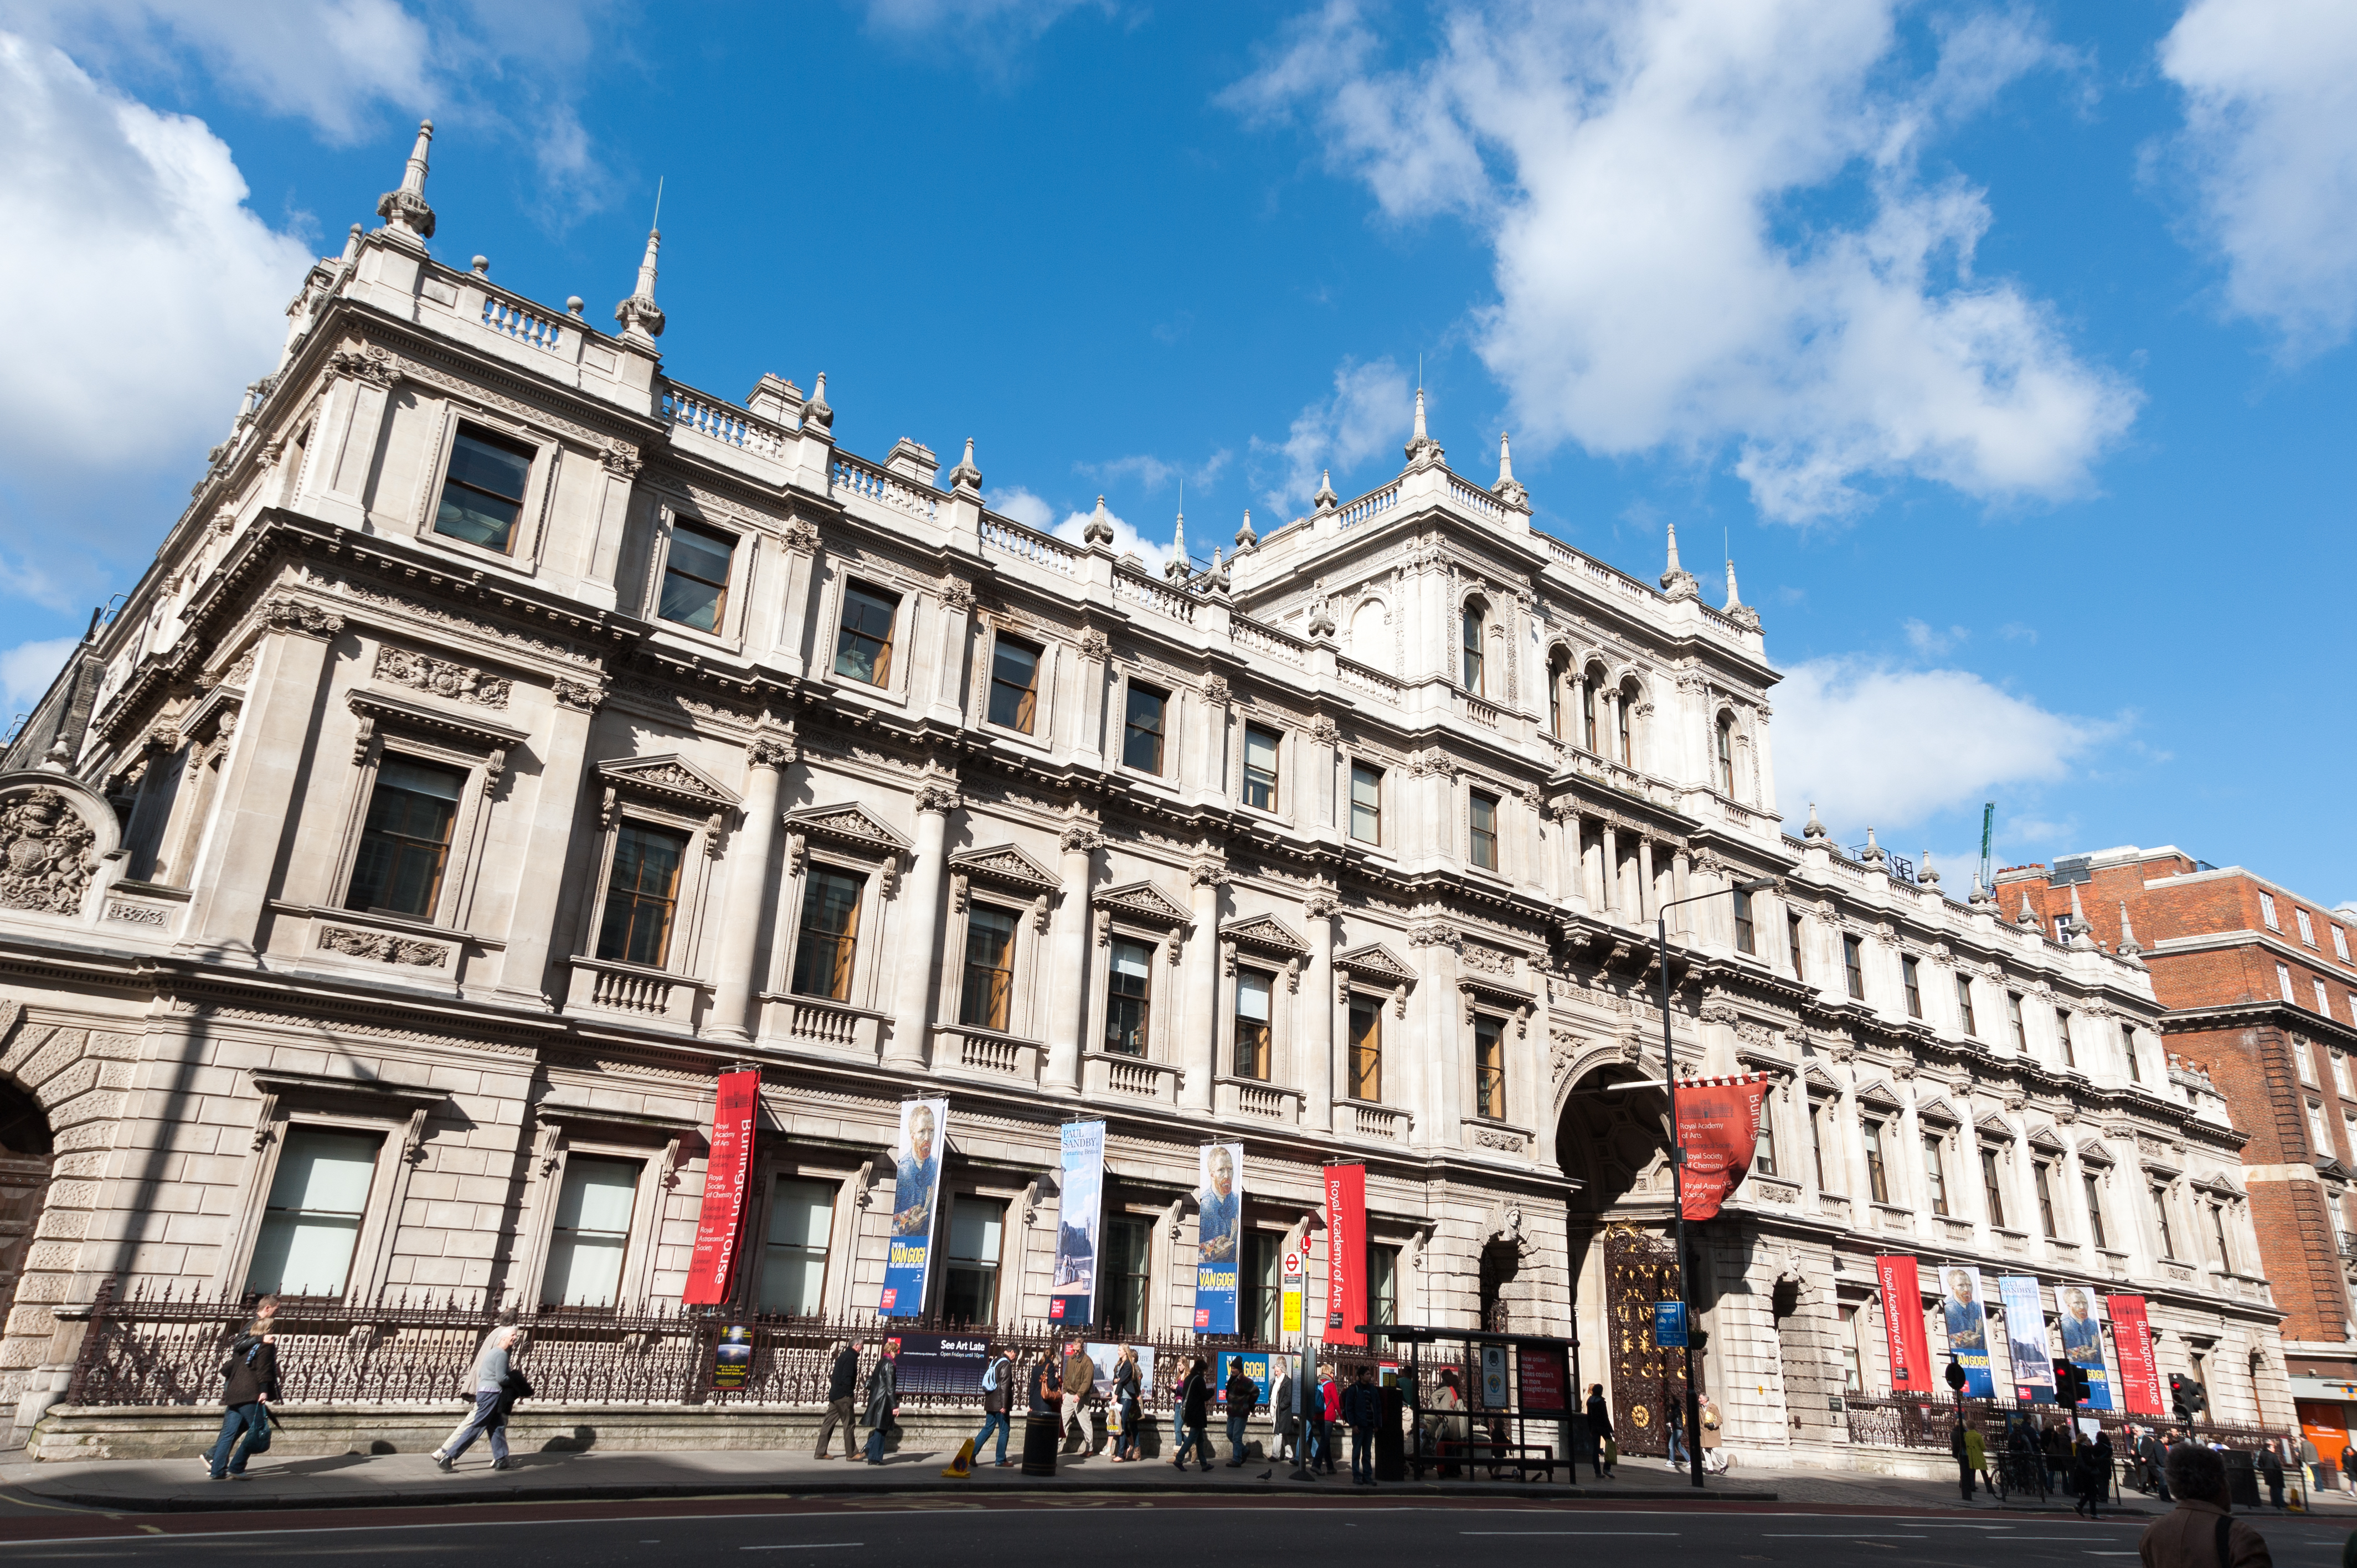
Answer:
xmin=682 ymin=1069 xmax=761 ymax=1306
xmin=1324 ymin=1164 xmax=1367 ymax=1347
xmin=1876 ymin=1255 xmax=1934 ymax=1392
xmin=2107 ymin=1294 xmax=2164 ymax=1416
xmin=1675 ymin=1074 xmax=1769 ymax=1220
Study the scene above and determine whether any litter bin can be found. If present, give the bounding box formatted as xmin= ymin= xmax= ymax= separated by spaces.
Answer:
xmin=1022 ymin=1412 xmax=1061 ymax=1477
xmin=1376 ymin=1385 xmax=1407 ymax=1482
xmin=2225 ymin=1449 xmax=2261 ymax=1508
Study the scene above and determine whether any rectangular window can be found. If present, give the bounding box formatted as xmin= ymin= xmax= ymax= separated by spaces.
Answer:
xmin=1100 ymin=1217 xmax=1152 ymax=1335
xmin=2057 ymin=1010 xmax=2076 ymax=1069
xmin=2299 ymin=907 xmax=2318 ymax=947
xmin=1121 ymin=684 xmax=1167 ymax=773
xmin=2209 ymin=1204 xmax=2230 ymax=1267
xmin=2122 ymin=1023 xmax=2142 ymax=1084
xmin=2054 ymin=914 xmax=2073 ymax=945
xmin=245 ymin=1126 xmax=383 ymax=1298
xmin=1234 ymin=968 xmax=1273 ymax=1080
xmin=1921 ymin=1134 xmax=1948 ymax=1216
xmin=2035 ymin=1160 xmax=2058 ymax=1237
xmin=1349 ymin=763 xmax=1382 ymax=844
xmin=2084 ymin=1173 xmax=2108 ymax=1249
xmin=1370 ymin=1244 xmax=1401 ymax=1329
xmin=2261 ymin=890 xmax=2281 ymax=930
xmin=1980 ymin=1147 xmax=2008 ymax=1229
xmin=1104 ymin=938 xmax=1153 ymax=1056
xmin=2308 ymin=1098 xmax=2331 ymax=1155
xmin=2336 ymin=1051 xmax=2354 ymax=1096
xmin=987 ymin=637 xmax=1041 ymax=733
xmin=958 ymin=905 xmax=1017 ymax=1031
xmin=1461 ymin=610 xmax=1484 ymax=694
xmin=756 ymin=1177 xmax=834 ymax=1316
xmin=1840 ymin=1305 xmax=1864 ymax=1394
xmin=1902 ymin=956 xmax=1922 ymax=1018
xmin=941 ymin=1196 xmax=1003 ymax=1325
xmin=2151 ymin=1184 xmax=2175 ymax=1257
xmin=434 ymin=427 xmax=533 ymax=552
xmin=1809 ymin=1101 xmax=1828 ymax=1190
xmin=2279 ymin=962 xmax=2297 ymax=1003
xmin=789 ymin=867 xmax=863 ymax=1000
xmin=1753 ymin=1108 xmax=1776 ymax=1177
xmin=2336 ymin=925 xmax=2352 ymax=962
xmin=594 ymin=822 xmax=688 ymax=967
xmin=2297 ymin=1037 xmax=2318 ymax=1084
xmin=1243 ymin=726 xmax=1280 ymax=811
xmin=1787 ymin=910 xmax=1805 ymax=981
xmin=1469 ymin=792 xmax=1499 ymax=872
xmin=2007 ymin=992 xmax=2027 ymax=1051
xmin=832 ymin=581 xmax=899 ymax=687
xmin=1243 ymin=1231 xmax=1282 ymax=1343
xmin=2318 ymin=979 xmax=2333 ymax=1015
xmin=1474 ymin=1014 xmax=1506 ymax=1120
xmin=1733 ymin=890 xmax=1756 ymax=955
xmin=1955 ymin=974 xmax=1978 ymax=1036
xmin=1842 ymin=934 xmax=1865 ymax=1000
xmin=344 ymin=757 xmax=464 ymax=920
xmin=1349 ymin=993 xmax=1382 ymax=1102
xmin=543 ymin=1155 xmax=641 ymax=1308
xmin=1863 ymin=1120 xmax=1890 ymax=1204
xmin=658 ymin=522 xmax=734 ymax=633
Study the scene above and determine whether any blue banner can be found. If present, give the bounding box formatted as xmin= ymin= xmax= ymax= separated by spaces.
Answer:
xmin=2054 ymin=1283 xmax=2117 ymax=1411
xmin=879 ymin=1097 xmax=946 ymax=1318
xmin=1049 ymin=1121 xmax=1105 ymax=1326
xmin=1193 ymin=1142 xmax=1242 ymax=1333
xmin=1215 ymin=1350 xmax=1274 ymax=1409
xmin=1939 ymin=1264 xmax=1997 ymax=1399
xmin=1653 ymin=1301 xmax=1687 ymax=1348
xmin=2000 ymin=1275 xmax=2054 ymax=1401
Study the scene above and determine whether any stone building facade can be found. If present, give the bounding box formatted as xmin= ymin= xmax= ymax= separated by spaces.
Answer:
xmin=0 ymin=125 xmax=2287 ymax=1461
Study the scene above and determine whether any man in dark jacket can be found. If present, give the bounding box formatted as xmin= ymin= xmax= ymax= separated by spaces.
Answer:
xmin=1341 ymin=1366 xmax=1382 ymax=1487
xmin=2139 ymin=1442 xmax=2272 ymax=1568
xmin=974 ymin=1344 xmax=1015 ymax=1468
xmin=1586 ymin=1384 xmax=1613 ymax=1480
xmin=1223 ymin=1360 xmax=1259 ymax=1467
xmin=861 ymin=1342 xmax=899 ymax=1466
xmin=1172 ymin=1358 xmax=1212 ymax=1472
xmin=816 ymin=1342 xmax=861 ymax=1461
xmin=207 ymin=1321 xmax=280 ymax=1480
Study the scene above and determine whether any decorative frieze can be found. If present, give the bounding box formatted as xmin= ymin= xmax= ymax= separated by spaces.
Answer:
xmin=318 ymin=926 xmax=449 ymax=967
xmin=373 ymin=646 xmax=511 ymax=707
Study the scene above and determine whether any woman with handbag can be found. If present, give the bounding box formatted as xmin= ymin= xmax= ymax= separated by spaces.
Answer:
xmin=1109 ymin=1347 xmax=1143 ymax=1463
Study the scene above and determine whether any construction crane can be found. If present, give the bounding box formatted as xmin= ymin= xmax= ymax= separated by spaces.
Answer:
xmin=1979 ymin=802 xmax=1995 ymax=894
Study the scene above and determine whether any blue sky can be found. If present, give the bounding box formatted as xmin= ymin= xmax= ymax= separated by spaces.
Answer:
xmin=2 ymin=0 xmax=2351 ymax=902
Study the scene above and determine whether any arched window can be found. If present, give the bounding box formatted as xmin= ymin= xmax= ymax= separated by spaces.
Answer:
xmin=1546 ymin=649 xmax=1569 ymax=737
xmin=1715 ymin=714 xmax=1736 ymax=795
xmin=1461 ymin=601 xmax=1486 ymax=695
xmin=1618 ymin=679 xmax=1639 ymax=766
xmin=1582 ymin=663 xmax=1605 ymax=752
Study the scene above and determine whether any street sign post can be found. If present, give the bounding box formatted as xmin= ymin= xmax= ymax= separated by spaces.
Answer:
xmin=1653 ymin=1301 xmax=1687 ymax=1349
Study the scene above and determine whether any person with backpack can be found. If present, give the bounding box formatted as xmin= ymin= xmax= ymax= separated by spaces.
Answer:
xmin=974 ymin=1343 xmax=1015 ymax=1468
xmin=433 ymin=1323 xmax=521 ymax=1472
xmin=2138 ymin=1442 xmax=2273 ymax=1568
xmin=817 ymin=1340 xmax=862 ymax=1461
xmin=861 ymin=1340 xmax=900 ymax=1465
xmin=1341 ymin=1365 xmax=1382 ymax=1487
xmin=207 ymin=1317 xmax=280 ymax=1480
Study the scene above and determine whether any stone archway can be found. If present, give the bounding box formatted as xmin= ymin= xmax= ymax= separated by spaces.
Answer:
xmin=1557 ymin=1064 xmax=1686 ymax=1456
xmin=0 ymin=1079 xmax=55 ymax=1337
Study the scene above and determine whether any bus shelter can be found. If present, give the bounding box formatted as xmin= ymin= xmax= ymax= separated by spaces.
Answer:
xmin=1361 ymin=1323 xmax=1580 ymax=1482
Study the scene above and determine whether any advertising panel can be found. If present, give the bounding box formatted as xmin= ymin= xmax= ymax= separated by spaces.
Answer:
xmin=1877 ymin=1254 xmax=1934 ymax=1393
xmin=2107 ymin=1294 xmax=2164 ymax=1416
xmin=1324 ymin=1164 xmax=1367 ymax=1347
xmin=1049 ymin=1121 xmax=1107 ymax=1325
xmin=1939 ymin=1264 xmax=1998 ymax=1399
xmin=2000 ymin=1275 xmax=2055 ymax=1402
xmin=2054 ymin=1284 xmax=2116 ymax=1411
xmin=682 ymin=1068 xmax=761 ymax=1305
xmin=1675 ymin=1074 xmax=1770 ymax=1221
xmin=1193 ymin=1142 xmax=1244 ymax=1333
xmin=879 ymin=1097 xmax=948 ymax=1318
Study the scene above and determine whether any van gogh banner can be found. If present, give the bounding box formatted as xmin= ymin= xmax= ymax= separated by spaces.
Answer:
xmin=879 ymin=1097 xmax=947 ymax=1317
xmin=1938 ymin=1263 xmax=1997 ymax=1398
xmin=1216 ymin=1350 xmax=1275 ymax=1409
xmin=1876 ymin=1255 xmax=1934 ymax=1392
xmin=2107 ymin=1293 xmax=2164 ymax=1415
xmin=1999 ymin=1275 xmax=2055 ymax=1402
xmin=1324 ymin=1163 xmax=1367 ymax=1347
xmin=2055 ymin=1285 xmax=2116 ymax=1410
xmin=1674 ymin=1074 xmax=1769 ymax=1221
xmin=1049 ymin=1121 xmax=1106 ymax=1325
xmin=682 ymin=1068 xmax=761 ymax=1305
xmin=1193 ymin=1141 xmax=1243 ymax=1333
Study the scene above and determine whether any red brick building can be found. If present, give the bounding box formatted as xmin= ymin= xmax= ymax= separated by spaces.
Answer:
xmin=1999 ymin=847 xmax=2357 ymax=1457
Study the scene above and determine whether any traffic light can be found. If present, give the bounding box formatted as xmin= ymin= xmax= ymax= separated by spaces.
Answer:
xmin=1946 ymin=1356 xmax=1968 ymax=1394
xmin=2053 ymin=1358 xmax=2086 ymax=1407
xmin=2169 ymin=1373 xmax=2207 ymax=1419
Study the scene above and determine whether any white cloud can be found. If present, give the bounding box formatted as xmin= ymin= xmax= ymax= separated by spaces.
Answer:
xmin=1253 ymin=355 xmax=1411 ymax=513
xmin=2159 ymin=0 xmax=2357 ymax=357
xmin=1773 ymin=656 xmax=2106 ymax=834
xmin=1902 ymin=618 xmax=1969 ymax=656
xmin=1075 ymin=450 xmax=1232 ymax=494
xmin=1229 ymin=0 xmax=2138 ymax=522
xmin=1 ymin=635 xmax=78 ymax=721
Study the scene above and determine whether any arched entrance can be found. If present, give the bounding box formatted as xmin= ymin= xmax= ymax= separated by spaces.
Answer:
xmin=0 ymin=1080 xmax=55 ymax=1331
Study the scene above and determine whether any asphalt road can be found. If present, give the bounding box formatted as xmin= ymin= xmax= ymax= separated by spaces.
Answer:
xmin=2 ymin=1502 xmax=2350 ymax=1567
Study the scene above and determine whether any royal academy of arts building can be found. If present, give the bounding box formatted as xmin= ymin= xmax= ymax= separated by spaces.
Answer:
xmin=0 ymin=125 xmax=2286 ymax=1464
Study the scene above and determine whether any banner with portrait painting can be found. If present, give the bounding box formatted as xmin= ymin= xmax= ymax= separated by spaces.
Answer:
xmin=2054 ymin=1284 xmax=2117 ymax=1411
xmin=1049 ymin=1120 xmax=1105 ymax=1325
xmin=1193 ymin=1142 xmax=1244 ymax=1333
xmin=879 ymin=1097 xmax=948 ymax=1318
xmin=1937 ymin=1263 xmax=1998 ymax=1398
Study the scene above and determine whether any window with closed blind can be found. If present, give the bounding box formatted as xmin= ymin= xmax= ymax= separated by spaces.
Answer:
xmin=245 ymin=1127 xmax=384 ymax=1299
xmin=758 ymin=1177 xmax=835 ymax=1316
xmin=543 ymin=1156 xmax=642 ymax=1308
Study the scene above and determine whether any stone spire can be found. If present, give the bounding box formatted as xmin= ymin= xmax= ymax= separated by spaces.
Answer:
xmin=2017 ymin=890 xmax=2039 ymax=930
xmin=2066 ymin=884 xmax=2096 ymax=949
xmin=2117 ymin=900 xmax=2146 ymax=963
xmin=1403 ymin=387 xmax=1444 ymax=467
xmin=1918 ymin=849 xmax=1941 ymax=889
xmin=1234 ymin=508 xmax=1257 ymax=553
xmin=946 ymin=437 xmax=982 ymax=495
xmin=1859 ymin=826 xmax=1887 ymax=869
xmin=1969 ymin=874 xmax=1995 ymax=911
xmin=1802 ymin=801 xmax=1829 ymax=843
xmin=614 ymin=228 xmax=666 ymax=348
xmin=1313 ymin=468 xmax=1338 ymax=514
xmin=803 ymin=370 xmax=832 ymax=436
xmin=1722 ymin=551 xmax=1762 ymax=631
xmin=1207 ymin=545 xmax=1230 ymax=594
xmin=375 ymin=120 xmax=437 ymax=244
xmin=1493 ymin=432 xmax=1528 ymax=509
xmin=1164 ymin=507 xmax=1189 ymax=581
xmin=1084 ymin=495 xmax=1116 ymax=548
xmin=1661 ymin=519 xmax=1700 ymax=601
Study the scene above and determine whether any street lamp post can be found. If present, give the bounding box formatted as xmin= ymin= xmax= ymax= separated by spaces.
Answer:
xmin=1656 ymin=876 xmax=1779 ymax=1490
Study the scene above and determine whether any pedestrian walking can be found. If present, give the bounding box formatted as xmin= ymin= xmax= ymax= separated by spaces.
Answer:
xmin=206 ymin=1316 xmax=280 ymax=1481
xmin=973 ymin=1343 xmax=1015 ymax=1468
xmin=2138 ymin=1443 xmax=2273 ymax=1568
xmin=816 ymin=1340 xmax=862 ymax=1461
xmin=1700 ymin=1395 xmax=1727 ymax=1476
xmin=1316 ymin=1363 xmax=1341 ymax=1473
xmin=861 ymin=1340 xmax=899 ymax=1465
xmin=1269 ymin=1360 xmax=1297 ymax=1463
xmin=1953 ymin=1416 xmax=1977 ymax=1502
xmin=2261 ymin=1445 xmax=2286 ymax=1511
xmin=1968 ymin=1422 xmax=1990 ymax=1498
xmin=1061 ymin=1336 xmax=1098 ymax=1456
xmin=1109 ymin=1346 xmax=1143 ymax=1463
xmin=1223 ymin=1358 xmax=1259 ymax=1466
xmin=2340 ymin=1442 xmax=2355 ymax=1494
xmin=1586 ymin=1384 xmax=1615 ymax=1480
xmin=2050 ymin=1419 xmax=2078 ymax=1493
xmin=1341 ymin=1365 xmax=1381 ymax=1488
xmin=2073 ymin=1432 xmax=2108 ymax=1518
xmin=1429 ymin=1368 xmax=1468 ymax=1477
xmin=1172 ymin=1357 xmax=1213 ymax=1472
xmin=1668 ymin=1404 xmax=1691 ymax=1471
xmin=433 ymin=1323 xmax=521 ymax=1472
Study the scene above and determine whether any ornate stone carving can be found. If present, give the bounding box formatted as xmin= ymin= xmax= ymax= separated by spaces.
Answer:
xmin=1202 ymin=675 xmax=1231 ymax=706
xmin=1407 ymin=747 xmax=1458 ymax=779
xmin=1308 ymin=715 xmax=1340 ymax=746
xmin=600 ymin=441 xmax=642 ymax=478
xmin=0 ymin=788 xmax=97 ymax=914
xmin=913 ymin=780 xmax=963 ymax=814
xmin=749 ymin=736 xmax=797 ymax=770
xmin=328 ymin=345 xmax=402 ymax=388
xmin=374 ymin=646 xmax=511 ymax=707
xmin=1476 ymin=1129 xmax=1527 ymax=1153
xmin=1407 ymin=919 xmax=1459 ymax=950
xmin=1460 ymin=943 xmax=1515 ymax=976
xmin=318 ymin=926 xmax=449 ymax=967
xmin=262 ymin=596 xmax=346 ymax=638
xmin=1188 ymin=857 xmax=1231 ymax=888
xmin=1303 ymin=879 xmax=1340 ymax=921
xmin=1059 ymin=823 xmax=1104 ymax=855
xmin=553 ymin=679 xmax=604 ymax=712
xmin=781 ymin=518 xmax=822 ymax=555
xmin=1077 ymin=628 xmax=1109 ymax=661
xmin=105 ymin=900 xmax=168 ymax=927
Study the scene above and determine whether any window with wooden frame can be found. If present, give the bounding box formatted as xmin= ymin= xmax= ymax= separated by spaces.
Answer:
xmin=987 ymin=635 xmax=1041 ymax=734
xmin=1104 ymin=938 xmax=1154 ymax=1056
xmin=1841 ymin=933 xmax=1865 ymax=1000
xmin=595 ymin=821 xmax=689 ymax=967
xmin=1921 ymin=1132 xmax=1948 ymax=1215
xmin=433 ymin=425 xmax=534 ymax=553
xmin=1715 ymin=714 xmax=1735 ymax=793
xmin=959 ymin=904 xmax=1018 ymax=1031
xmin=1473 ymin=1013 xmax=1506 ymax=1121
xmin=1121 ymin=683 xmax=1168 ymax=773
xmin=2056 ymin=1009 xmax=2076 ymax=1069
xmin=1618 ymin=679 xmax=1638 ymax=765
xmin=1349 ymin=993 xmax=1383 ymax=1102
xmin=1863 ymin=1118 xmax=1890 ymax=1203
xmin=1787 ymin=910 xmax=1806 ymax=981
xmin=2083 ymin=1172 xmax=2108 ymax=1249
xmin=1100 ymin=1217 xmax=1152 ymax=1334
xmin=1349 ymin=763 xmax=1383 ymax=844
xmin=658 ymin=521 xmax=735 ymax=633
xmin=2006 ymin=991 xmax=2026 ymax=1050
xmin=789 ymin=866 xmax=864 ymax=1000
xmin=2034 ymin=1159 xmax=2058 ymax=1237
xmin=1733 ymin=889 xmax=1756 ymax=954
xmin=344 ymin=757 xmax=465 ymax=919
xmin=942 ymin=1196 xmax=1003 ymax=1325
xmin=1461 ymin=603 xmax=1486 ymax=694
xmin=1242 ymin=726 xmax=1280 ymax=812
xmin=1753 ymin=1105 xmax=1776 ymax=1176
xmin=1980 ymin=1146 xmax=2008 ymax=1228
xmin=1955 ymin=973 xmax=1978 ymax=1036
xmin=832 ymin=580 xmax=900 ymax=687
xmin=1902 ymin=955 xmax=1923 ymax=1018
xmin=1233 ymin=968 xmax=1273 ymax=1080
xmin=1468 ymin=791 xmax=1499 ymax=872
xmin=1582 ymin=666 xmax=1605 ymax=752
xmin=2150 ymin=1182 xmax=2176 ymax=1257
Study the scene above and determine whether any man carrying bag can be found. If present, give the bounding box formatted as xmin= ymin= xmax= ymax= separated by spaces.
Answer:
xmin=207 ymin=1318 xmax=280 ymax=1481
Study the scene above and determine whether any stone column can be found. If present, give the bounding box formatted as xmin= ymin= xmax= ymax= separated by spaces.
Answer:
xmin=704 ymin=733 xmax=794 ymax=1042
xmin=769 ymin=520 xmax=821 ymax=679
xmin=1599 ymin=821 xmax=1620 ymax=919
xmin=1181 ymin=852 xmax=1228 ymax=1111
xmin=1551 ymin=806 xmax=1588 ymax=914
xmin=1043 ymin=814 xmax=1101 ymax=1092
xmin=885 ymin=774 xmax=960 ymax=1069
xmin=1635 ymin=837 xmax=1656 ymax=924
xmin=1072 ymin=626 xmax=1109 ymax=768
xmin=1303 ymin=880 xmax=1338 ymax=1132
xmin=1308 ymin=715 xmax=1340 ymax=832
xmin=492 ymin=679 xmax=609 ymax=1008
xmin=1672 ymin=849 xmax=1695 ymax=940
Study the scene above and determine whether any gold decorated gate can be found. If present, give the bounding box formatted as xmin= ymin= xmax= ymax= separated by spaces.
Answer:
xmin=1604 ymin=1224 xmax=1687 ymax=1458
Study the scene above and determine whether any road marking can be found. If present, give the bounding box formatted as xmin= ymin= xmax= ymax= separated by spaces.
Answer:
xmin=1460 ymin=1531 xmax=1680 ymax=1536
xmin=1764 ymin=1534 xmax=1929 ymax=1539
xmin=740 ymin=1548 xmax=863 ymax=1553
